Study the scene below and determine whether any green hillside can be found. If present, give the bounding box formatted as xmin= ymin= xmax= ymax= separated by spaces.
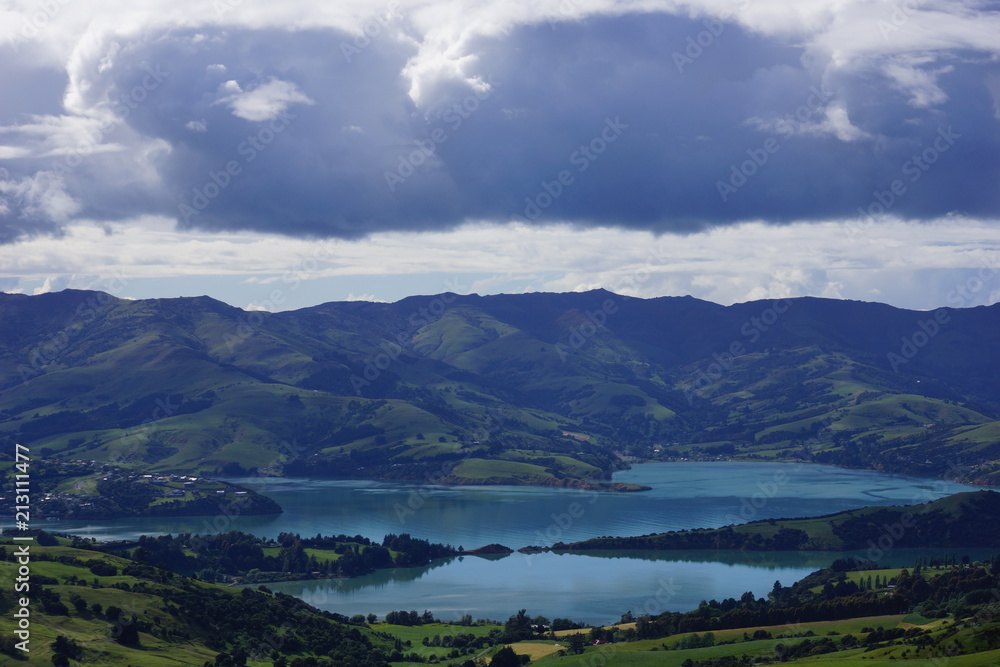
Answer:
xmin=528 ymin=555 xmax=1000 ymax=666
xmin=1 ymin=290 xmax=998 ymax=487
xmin=553 ymin=490 xmax=1000 ymax=552
xmin=0 ymin=540 xmax=393 ymax=666
xmin=3 ymin=531 xmax=1000 ymax=665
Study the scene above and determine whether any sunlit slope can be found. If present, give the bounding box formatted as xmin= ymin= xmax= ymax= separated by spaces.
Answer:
xmin=1 ymin=290 xmax=997 ymax=485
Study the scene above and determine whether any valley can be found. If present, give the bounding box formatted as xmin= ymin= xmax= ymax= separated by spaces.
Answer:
xmin=1 ymin=290 xmax=998 ymax=491
xmin=3 ymin=290 xmax=1000 ymax=665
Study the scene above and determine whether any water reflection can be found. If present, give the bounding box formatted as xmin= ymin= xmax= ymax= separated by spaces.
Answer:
xmin=257 ymin=547 xmax=999 ymax=625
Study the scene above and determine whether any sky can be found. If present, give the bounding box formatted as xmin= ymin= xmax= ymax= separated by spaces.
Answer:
xmin=0 ymin=0 xmax=999 ymax=312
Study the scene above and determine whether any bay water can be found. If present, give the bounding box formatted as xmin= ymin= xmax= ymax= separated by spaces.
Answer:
xmin=31 ymin=462 xmax=989 ymax=624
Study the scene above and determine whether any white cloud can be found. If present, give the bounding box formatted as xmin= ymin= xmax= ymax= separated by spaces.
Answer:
xmin=748 ymin=103 xmax=871 ymax=142
xmin=884 ymin=56 xmax=952 ymax=108
xmin=4 ymin=1 xmax=998 ymax=116
xmin=0 ymin=0 xmax=997 ymax=295
xmin=219 ymin=80 xmax=242 ymax=94
xmin=0 ymin=113 xmax=125 ymax=159
xmin=0 ymin=170 xmax=81 ymax=223
xmin=346 ymin=292 xmax=384 ymax=302
xmin=215 ymin=78 xmax=315 ymax=122
xmin=2 ymin=216 xmax=999 ymax=310
xmin=821 ymin=104 xmax=871 ymax=142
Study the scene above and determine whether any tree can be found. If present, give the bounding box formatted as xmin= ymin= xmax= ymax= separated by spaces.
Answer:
xmin=491 ymin=646 xmax=523 ymax=667
xmin=36 ymin=530 xmax=59 ymax=546
xmin=51 ymin=635 xmax=81 ymax=659
xmin=503 ymin=609 xmax=533 ymax=642
xmin=635 ymin=615 xmax=652 ymax=639
xmin=567 ymin=633 xmax=587 ymax=654
xmin=113 ymin=619 xmax=140 ymax=646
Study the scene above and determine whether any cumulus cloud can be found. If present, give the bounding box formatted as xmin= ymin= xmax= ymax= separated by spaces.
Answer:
xmin=0 ymin=0 xmax=996 ymax=245
xmin=33 ymin=275 xmax=72 ymax=295
xmin=215 ymin=77 xmax=315 ymax=121
xmin=346 ymin=292 xmax=385 ymax=302
xmin=0 ymin=170 xmax=81 ymax=233
xmin=2 ymin=215 xmax=999 ymax=310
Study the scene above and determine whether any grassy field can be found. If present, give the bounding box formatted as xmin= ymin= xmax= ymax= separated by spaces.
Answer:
xmin=530 ymin=613 xmax=994 ymax=666
xmin=451 ymin=458 xmax=553 ymax=481
xmin=0 ymin=543 xmax=389 ymax=666
xmin=0 ymin=546 xmax=247 ymax=666
xmin=377 ymin=621 xmax=500 ymax=663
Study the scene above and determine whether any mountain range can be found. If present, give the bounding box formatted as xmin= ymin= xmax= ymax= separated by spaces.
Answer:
xmin=1 ymin=289 xmax=998 ymax=486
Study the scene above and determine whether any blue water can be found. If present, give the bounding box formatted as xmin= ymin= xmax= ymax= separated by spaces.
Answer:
xmin=27 ymin=461 xmax=988 ymax=624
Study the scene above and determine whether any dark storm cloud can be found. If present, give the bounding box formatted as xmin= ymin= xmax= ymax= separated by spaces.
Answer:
xmin=2 ymin=11 xmax=998 ymax=243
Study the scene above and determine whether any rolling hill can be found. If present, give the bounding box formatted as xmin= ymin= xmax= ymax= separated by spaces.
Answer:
xmin=552 ymin=489 xmax=1000 ymax=552
xmin=0 ymin=538 xmax=394 ymax=666
xmin=1 ymin=289 xmax=998 ymax=486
